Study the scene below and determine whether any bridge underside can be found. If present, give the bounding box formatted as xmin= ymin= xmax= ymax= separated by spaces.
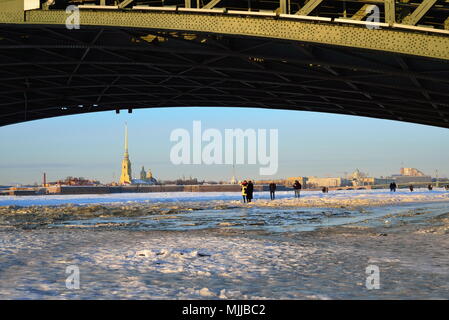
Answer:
xmin=1 ymin=24 xmax=449 ymax=128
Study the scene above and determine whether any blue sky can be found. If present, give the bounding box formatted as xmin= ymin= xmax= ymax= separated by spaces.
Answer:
xmin=0 ymin=107 xmax=448 ymax=185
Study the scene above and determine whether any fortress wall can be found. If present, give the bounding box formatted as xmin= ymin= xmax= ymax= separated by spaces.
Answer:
xmin=42 ymin=184 xmax=296 ymax=194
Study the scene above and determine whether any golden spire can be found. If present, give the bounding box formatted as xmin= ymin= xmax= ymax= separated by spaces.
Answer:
xmin=124 ymin=122 xmax=129 ymax=157
xmin=119 ymin=122 xmax=132 ymax=184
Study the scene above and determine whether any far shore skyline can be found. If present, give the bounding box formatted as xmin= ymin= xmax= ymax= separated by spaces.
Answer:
xmin=0 ymin=164 xmax=443 ymax=186
xmin=0 ymin=107 xmax=448 ymax=185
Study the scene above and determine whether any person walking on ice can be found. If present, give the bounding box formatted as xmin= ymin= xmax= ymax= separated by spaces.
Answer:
xmin=389 ymin=182 xmax=396 ymax=192
xmin=269 ymin=182 xmax=276 ymax=200
xmin=293 ymin=180 xmax=302 ymax=198
xmin=247 ymin=180 xmax=254 ymax=203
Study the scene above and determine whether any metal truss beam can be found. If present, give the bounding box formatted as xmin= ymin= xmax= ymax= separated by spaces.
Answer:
xmin=401 ymin=0 xmax=438 ymax=26
xmin=0 ymin=19 xmax=448 ymax=128
xmin=203 ymin=0 xmax=222 ymax=9
xmin=18 ymin=9 xmax=449 ymax=61
xmin=279 ymin=0 xmax=288 ymax=14
xmin=384 ymin=0 xmax=396 ymax=25
xmin=296 ymin=0 xmax=324 ymax=15
xmin=118 ymin=0 xmax=134 ymax=9
xmin=350 ymin=4 xmax=370 ymax=20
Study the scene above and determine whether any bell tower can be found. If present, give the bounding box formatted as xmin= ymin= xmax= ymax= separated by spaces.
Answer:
xmin=119 ymin=123 xmax=132 ymax=184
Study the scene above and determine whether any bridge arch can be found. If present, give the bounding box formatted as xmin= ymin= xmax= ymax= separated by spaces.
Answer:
xmin=1 ymin=6 xmax=449 ymax=127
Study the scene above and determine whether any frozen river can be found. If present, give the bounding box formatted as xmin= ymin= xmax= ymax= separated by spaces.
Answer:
xmin=0 ymin=190 xmax=448 ymax=299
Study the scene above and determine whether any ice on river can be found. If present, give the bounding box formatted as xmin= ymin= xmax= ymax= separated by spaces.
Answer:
xmin=1 ymin=188 xmax=448 ymax=207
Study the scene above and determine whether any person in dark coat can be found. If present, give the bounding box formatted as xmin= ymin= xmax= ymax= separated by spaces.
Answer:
xmin=409 ymin=185 xmax=414 ymax=192
xmin=293 ymin=180 xmax=302 ymax=198
xmin=390 ymin=182 xmax=397 ymax=192
xmin=247 ymin=181 xmax=254 ymax=203
xmin=269 ymin=182 xmax=276 ymax=200
xmin=428 ymin=184 xmax=433 ymax=191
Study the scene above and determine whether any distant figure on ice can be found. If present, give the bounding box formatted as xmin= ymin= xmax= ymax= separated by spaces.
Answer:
xmin=446 ymin=185 xmax=449 ymax=191
xmin=428 ymin=184 xmax=433 ymax=191
xmin=247 ymin=181 xmax=254 ymax=203
xmin=322 ymin=187 xmax=329 ymax=193
xmin=241 ymin=180 xmax=248 ymax=203
xmin=389 ymin=182 xmax=397 ymax=192
xmin=293 ymin=180 xmax=302 ymax=198
xmin=409 ymin=185 xmax=414 ymax=192
xmin=269 ymin=182 xmax=276 ymax=200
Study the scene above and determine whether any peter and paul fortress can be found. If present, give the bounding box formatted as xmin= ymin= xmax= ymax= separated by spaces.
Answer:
xmin=119 ymin=123 xmax=157 ymax=185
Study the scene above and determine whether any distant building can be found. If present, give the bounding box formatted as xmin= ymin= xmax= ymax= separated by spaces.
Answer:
xmin=400 ymin=167 xmax=426 ymax=177
xmin=134 ymin=166 xmax=157 ymax=185
xmin=350 ymin=169 xmax=383 ymax=186
xmin=230 ymin=164 xmax=238 ymax=184
xmin=50 ymin=177 xmax=100 ymax=186
xmin=391 ymin=175 xmax=432 ymax=184
xmin=140 ymin=166 xmax=146 ymax=180
xmin=307 ymin=177 xmax=343 ymax=188
xmin=119 ymin=123 xmax=132 ymax=185
xmin=388 ymin=167 xmax=431 ymax=184
xmin=285 ymin=177 xmax=308 ymax=186
xmin=254 ymin=177 xmax=307 ymax=187
xmin=119 ymin=124 xmax=157 ymax=185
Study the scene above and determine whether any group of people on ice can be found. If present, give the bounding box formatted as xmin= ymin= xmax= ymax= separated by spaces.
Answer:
xmin=240 ymin=180 xmax=302 ymax=202
xmin=390 ymin=182 xmax=449 ymax=192
xmin=241 ymin=180 xmax=449 ymax=203
xmin=240 ymin=180 xmax=254 ymax=203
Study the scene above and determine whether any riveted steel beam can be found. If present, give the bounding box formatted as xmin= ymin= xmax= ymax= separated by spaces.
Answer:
xmin=1 ymin=9 xmax=449 ymax=128
xmin=19 ymin=10 xmax=449 ymax=61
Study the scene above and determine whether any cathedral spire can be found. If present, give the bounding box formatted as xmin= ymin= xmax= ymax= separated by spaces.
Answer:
xmin=119 ymin=122 xmax=132 ymax=184
xmin=124 ymin=122 xmax=129 ymax=157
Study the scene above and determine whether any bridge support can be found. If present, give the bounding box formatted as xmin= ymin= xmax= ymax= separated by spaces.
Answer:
xmin=384 ymin=0 xmax=396 ymax=25
xmin=279 ymin=0 xmax=288 ymax=14
xmin=296 ymin=0 xmax=324 ymax=15
xmin=1 ymin=0 xmax=39 ymax=11
xmin=401 ymin=0 xmax=438 ymax=26
xmin=0 ymin=0 xmax=39 ymax=21
xmin=203 ymin=0 xmax=222 ymax=10
xmin=118 ymin=0 xmax=133 ymax=9
xmin=350 ymin=4 xmax=370 ymax=20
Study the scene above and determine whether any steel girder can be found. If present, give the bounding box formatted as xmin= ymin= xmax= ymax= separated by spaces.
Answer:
xmin=0 ymin=25 xmax=448 ymax=128
xmin=35 ymin=0 xmax=449 ymax=30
